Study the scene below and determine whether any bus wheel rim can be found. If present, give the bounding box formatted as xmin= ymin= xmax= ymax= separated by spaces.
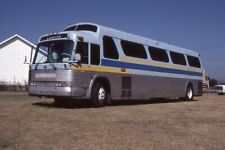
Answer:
xmin=187 ymin=88 xmax=193 ymax=99
xmin=98 ymin=87 xmax=106 ymax=101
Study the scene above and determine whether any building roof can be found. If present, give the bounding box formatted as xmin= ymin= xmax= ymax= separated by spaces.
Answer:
xmin=0 ymin=34 xmax=36 ymax=49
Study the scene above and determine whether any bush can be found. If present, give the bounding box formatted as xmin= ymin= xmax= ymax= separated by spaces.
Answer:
xmin=0 ymin=82 xmax=28 ymax=92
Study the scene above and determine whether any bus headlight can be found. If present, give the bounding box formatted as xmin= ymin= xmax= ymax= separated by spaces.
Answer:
xmin=55 ymin=81 xmax=71 ymax=87
xmin=29 ymin=82 xmax=37 ymax=86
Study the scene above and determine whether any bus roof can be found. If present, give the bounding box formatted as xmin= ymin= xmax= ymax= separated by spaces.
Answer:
xmin=65 ymin=22 xmax=200 ymax=57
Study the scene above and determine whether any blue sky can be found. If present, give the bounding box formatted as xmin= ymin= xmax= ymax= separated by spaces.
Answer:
xmin=1 ymin=0 xmax=225 ymax=81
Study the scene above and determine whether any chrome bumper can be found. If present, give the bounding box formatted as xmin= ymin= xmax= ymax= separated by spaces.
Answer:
xmin=29 ymin=86 xmax=71 ymax=97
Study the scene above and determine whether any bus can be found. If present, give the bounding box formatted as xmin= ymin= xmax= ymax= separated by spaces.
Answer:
xmin=28 ymin=23 xmax=203 ymax=107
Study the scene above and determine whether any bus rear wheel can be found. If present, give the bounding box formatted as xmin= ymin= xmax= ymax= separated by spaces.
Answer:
xmin=185 ymin=86 xmax=194 ymax=100
xmin=91 ymin=82 xmax=109 ymax=107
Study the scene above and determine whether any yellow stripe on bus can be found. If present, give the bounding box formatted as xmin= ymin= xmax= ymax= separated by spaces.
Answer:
xmin=71 ymin=65 xmax=129 ymax=74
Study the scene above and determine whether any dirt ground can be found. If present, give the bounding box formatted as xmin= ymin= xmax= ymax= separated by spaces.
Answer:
xmin=0 ymin=92 xmax=225 ymax=150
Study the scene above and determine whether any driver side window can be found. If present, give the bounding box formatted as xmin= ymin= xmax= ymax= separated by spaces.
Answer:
xmin=76 ymin=42 xmax=88 ymax=64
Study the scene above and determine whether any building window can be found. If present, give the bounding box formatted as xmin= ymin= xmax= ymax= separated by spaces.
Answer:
xmin=187 ymin=55 xmax=201 ymax=68
xmin=148 ymin=47 xmax=169 ymax=63
xmin=103 ymin=36 xmax=119 ymax=59
xmin=91 ymin=44 xmax=100 ymax=65
xmin=121 ymin=40 xmax=147 ymax=59
xmin=170 ymin=51 xmax=186 ymax=65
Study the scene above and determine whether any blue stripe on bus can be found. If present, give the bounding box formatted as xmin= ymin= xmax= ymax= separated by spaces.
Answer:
xmin=101 ymin=59 xmax=202 ymax=77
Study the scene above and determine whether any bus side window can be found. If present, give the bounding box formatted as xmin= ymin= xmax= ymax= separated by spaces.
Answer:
xmin=148 ymin=47 xmax=169 ymax=63
xmin=187 ymin=55 xmax=201 ymax=68
xmin=103 ymin=36 xmax=119 ymax=59
xmin=76 ymin=42 xmax=88 ymax=64
xmin=121 ymin=40 xmax=147 ymax=59
xmin=91 ymin=44 xmax=100 ymax=65
xmin=170 ymin=51 xmax=186 ymax=66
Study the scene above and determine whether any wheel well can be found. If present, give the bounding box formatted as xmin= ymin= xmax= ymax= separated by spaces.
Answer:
xmin=92 ymin=77 xmax=111 ymax=93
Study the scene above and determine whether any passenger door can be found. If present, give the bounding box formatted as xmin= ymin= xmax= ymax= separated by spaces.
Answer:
xmin=74 ymin=42 xmax=101 ymax=88
xmin=75 ymin=42 xmax=100 ymax=66
xmin=75 ymin=41 xmax=89 ymax=64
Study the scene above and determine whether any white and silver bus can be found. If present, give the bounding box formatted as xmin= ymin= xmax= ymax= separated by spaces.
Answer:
xmin=29 ymin=23 xmax=203 ymax=107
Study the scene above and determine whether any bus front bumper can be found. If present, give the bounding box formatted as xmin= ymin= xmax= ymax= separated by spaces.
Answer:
xmin=28 ymin=83 xmax=87 ymax=98
xmin=29 ymin=86 xmax=72 ymax=97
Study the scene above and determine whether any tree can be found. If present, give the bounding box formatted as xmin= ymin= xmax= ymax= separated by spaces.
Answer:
xmin=219 ymin=81 xmax=225 ymax=85
xmin=209 ymin=78 xmax=218 ymax=87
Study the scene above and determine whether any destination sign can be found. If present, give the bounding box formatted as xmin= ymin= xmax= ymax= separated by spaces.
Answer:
xmin=40 ymin=34 xmax=68 ymax=41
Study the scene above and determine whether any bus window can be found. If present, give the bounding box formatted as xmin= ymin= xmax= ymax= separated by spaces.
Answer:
xmin=64 ymin=24 xmax=97 ymax=32
xmin=170 ymin=51 xmax=186 ymax=65
xmin=91 ymin=44 xmax=100 ymax=65
xmin=64 ymin=26 xmax=77 ymax=31
xmin=187 ymin=55 xmax=201 ymax=68
xmin=103 ymin=36 xmax=119 ymax=59
xmin=76 ymin=25 xmax=97 ymax=32
xmin=148 ymin=47 xmax=169 ymax=63
xmin=76 ymin=42 xmax=88 ymax=64
xmin=121 ymin=40 xmax=147 ymax=59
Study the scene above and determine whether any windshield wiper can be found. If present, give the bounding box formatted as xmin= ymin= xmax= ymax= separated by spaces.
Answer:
xmin=43 ymin=52 xmax=57 ymax=70
xmin=50 ymin=62 xmax=57 ymax=70
xmin=34 ymin=55 xmax=46 ymax=70
xmin=34 ymin=58 xmax=57 ymax=70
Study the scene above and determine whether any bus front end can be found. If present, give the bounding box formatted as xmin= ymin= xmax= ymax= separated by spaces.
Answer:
xmin=28 ymin=32 xmax=85 ymax=99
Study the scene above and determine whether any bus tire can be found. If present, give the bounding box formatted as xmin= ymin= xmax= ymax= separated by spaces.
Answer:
xmin=91 ymin=82 xmax=109 ymax=107
xmin=185 ymin=85 xmax=194 ymax=100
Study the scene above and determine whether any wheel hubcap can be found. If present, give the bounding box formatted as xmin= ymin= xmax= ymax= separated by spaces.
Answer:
xmin=98 ymin=87 xmax=106 ymax=101
xmin=187 ymin=88 xmax=193 ymax=99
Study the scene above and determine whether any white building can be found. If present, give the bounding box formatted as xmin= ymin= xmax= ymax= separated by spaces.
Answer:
xmin=0 ymin=34 xmax=36 ymax=85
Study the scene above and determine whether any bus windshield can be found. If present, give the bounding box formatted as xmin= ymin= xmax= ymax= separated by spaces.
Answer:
xmin=34 ymin=40 xmax=74 ymax=64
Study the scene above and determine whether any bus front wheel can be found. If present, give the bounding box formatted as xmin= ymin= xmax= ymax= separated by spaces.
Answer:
xmin=91 ymin=82 xmax=109 ymax=107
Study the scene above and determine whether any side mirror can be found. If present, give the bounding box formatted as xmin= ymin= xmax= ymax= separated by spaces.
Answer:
xmin=68 ymin=53 xmax=81 ymax=65
xmin=74 ymin=53 xmax=81 ymax=62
